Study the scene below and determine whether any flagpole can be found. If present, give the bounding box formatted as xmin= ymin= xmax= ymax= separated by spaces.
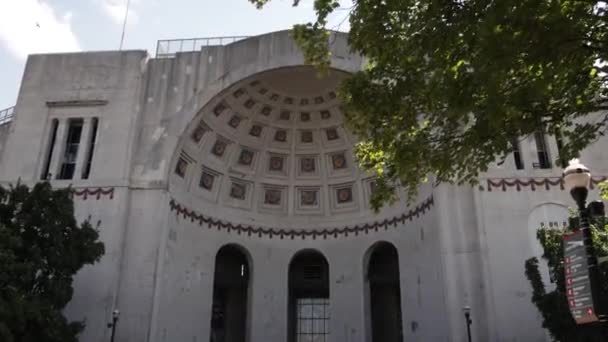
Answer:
xmin=119 ymin=0 xmax=131 ymax=50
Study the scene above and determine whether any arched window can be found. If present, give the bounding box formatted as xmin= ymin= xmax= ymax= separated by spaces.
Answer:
xmin=210 ymin=245 xmax=250 ymax=342
xmin=366 ymin=242 xmax=403 ymax=342
xmin=288 ymin=250 xmax=330 ymax=342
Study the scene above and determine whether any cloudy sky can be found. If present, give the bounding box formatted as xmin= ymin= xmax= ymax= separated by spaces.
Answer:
xmin=0 ymin=0 xmax=352 ymax=109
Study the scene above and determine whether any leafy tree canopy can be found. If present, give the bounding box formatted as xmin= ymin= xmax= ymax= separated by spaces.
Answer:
xmin=251 ymin=0 xmax=608 ymax=209
xmin=0 ymin=183 xmax=105 ymax=342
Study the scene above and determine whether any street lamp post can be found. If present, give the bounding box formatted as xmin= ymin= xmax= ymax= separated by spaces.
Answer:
xmin=462 ymin=306 xmax=472 ymax=342
xmin=108 ymin=309 xmax=120 ymax=342
xmin=563 ymin=159 xmax=592 ymax=223
xmin=563 ymin=159 xmax=606 ymax=323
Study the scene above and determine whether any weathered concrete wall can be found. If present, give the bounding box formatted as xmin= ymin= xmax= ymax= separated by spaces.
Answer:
xmin=2 ymin=30 xmax=606 ymax=342
xmin=0 ymin=50 xmax=147 ymax=183
xmin=0 ymin=123 xmax=10 ymax=160
xmin=0 ymin=50 xmax=149 ymax=342
xmin=151 ymin=201 xmax=446 ymax=342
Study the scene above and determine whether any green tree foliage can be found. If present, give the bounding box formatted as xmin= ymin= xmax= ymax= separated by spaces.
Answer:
xmin=0 ymin=183 xmax=105 ymax=342
xmin=251 ymin=0 xmax=608 ymax=209
xmin=524 ymin=187 xmax=608 ymax=341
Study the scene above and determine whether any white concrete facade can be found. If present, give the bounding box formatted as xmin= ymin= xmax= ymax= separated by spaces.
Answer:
xmin=0 ymin=30 xmax=607 ymax=342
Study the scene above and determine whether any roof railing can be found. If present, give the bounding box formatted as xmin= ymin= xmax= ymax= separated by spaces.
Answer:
xmin=155 ymin=36 xmax=251 ymax=58
xmin=0 ymin=106 xmax=15 ymax=126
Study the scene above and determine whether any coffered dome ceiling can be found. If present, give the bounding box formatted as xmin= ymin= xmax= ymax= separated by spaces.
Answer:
xmin=170 ymin=66 xmax=429 ymax=230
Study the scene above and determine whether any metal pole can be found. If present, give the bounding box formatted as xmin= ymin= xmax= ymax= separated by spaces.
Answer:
xmin=110 ymin=320 xmax=117 ymax=342
xmin=108 ymin=309 xmax=119 ymax=342
xmin=465 ymin=312 xmax=472 ymax=342
xmin=119 ymin=0 xmax=132 ymax=50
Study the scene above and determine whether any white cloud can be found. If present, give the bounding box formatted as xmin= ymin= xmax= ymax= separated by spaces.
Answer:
xmin=0 ymin=0 xmax=80 ymax=60
xmin=99 ymin=0 xmax=139 ymax=26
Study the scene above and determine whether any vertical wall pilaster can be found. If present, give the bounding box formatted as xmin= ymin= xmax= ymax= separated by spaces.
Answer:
xmin=48 ymin=119 xmax=67 ymax=180
xmin=436 ymin=185 xmax=490 ymax=342
xmin=547 ymin=135 xmax=561 ymax=167
xmin=328 ymin=246 xmax=366 ymax=342
xmin=249 ymin=245 xmax=289 ymax=342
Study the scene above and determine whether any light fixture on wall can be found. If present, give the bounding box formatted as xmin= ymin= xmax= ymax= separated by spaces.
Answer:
xmin=563 ymin=159 xmax=592 ymax=209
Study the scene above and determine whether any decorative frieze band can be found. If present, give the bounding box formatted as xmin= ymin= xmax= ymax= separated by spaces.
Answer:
xmin=169 ymin=195 xmax=434 ymax=240
xmin=72 ymin=187 xmax=114 ymax=200
xmin=483 ymin=176 xmax=607 ymax=192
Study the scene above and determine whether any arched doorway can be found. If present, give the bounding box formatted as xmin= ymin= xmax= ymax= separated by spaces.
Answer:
xmin=366 ymin=242 xmax=403 ymax=342
xmin=210 ymin=245 xmax=250 ymax=342
xmin=288 ymin=250 xmax=330 ymax=342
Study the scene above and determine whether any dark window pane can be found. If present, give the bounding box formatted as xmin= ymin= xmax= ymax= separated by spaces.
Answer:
xmin=58 ymin=119 xmax=84 ymax=180
xmin=511 ymin=137 xmax=524 ymax=170
xmin=534 ymin=131 xmax=551 ymax=169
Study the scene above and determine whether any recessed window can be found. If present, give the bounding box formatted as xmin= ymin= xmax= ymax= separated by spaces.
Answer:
xmin=555 ymin=131 xmax=567 ymax=168
xmin=289 ymin=251 xmax=330 ymax=342
xmin=210 ymin=246 xmax=250 ymax=342
xmin=510 ymin=137 xmax=524 ymax=170
xmin=534 ymin=131 xmax=551 ymax=169
xmin=58 ymin=118 xmax=84 ymax=180
xmin=367 ymin=243 xmax=403 ymax=342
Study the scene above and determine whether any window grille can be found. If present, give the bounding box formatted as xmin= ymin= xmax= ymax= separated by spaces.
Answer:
xmin=296 ymin=298 xmax=330 ymax=342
